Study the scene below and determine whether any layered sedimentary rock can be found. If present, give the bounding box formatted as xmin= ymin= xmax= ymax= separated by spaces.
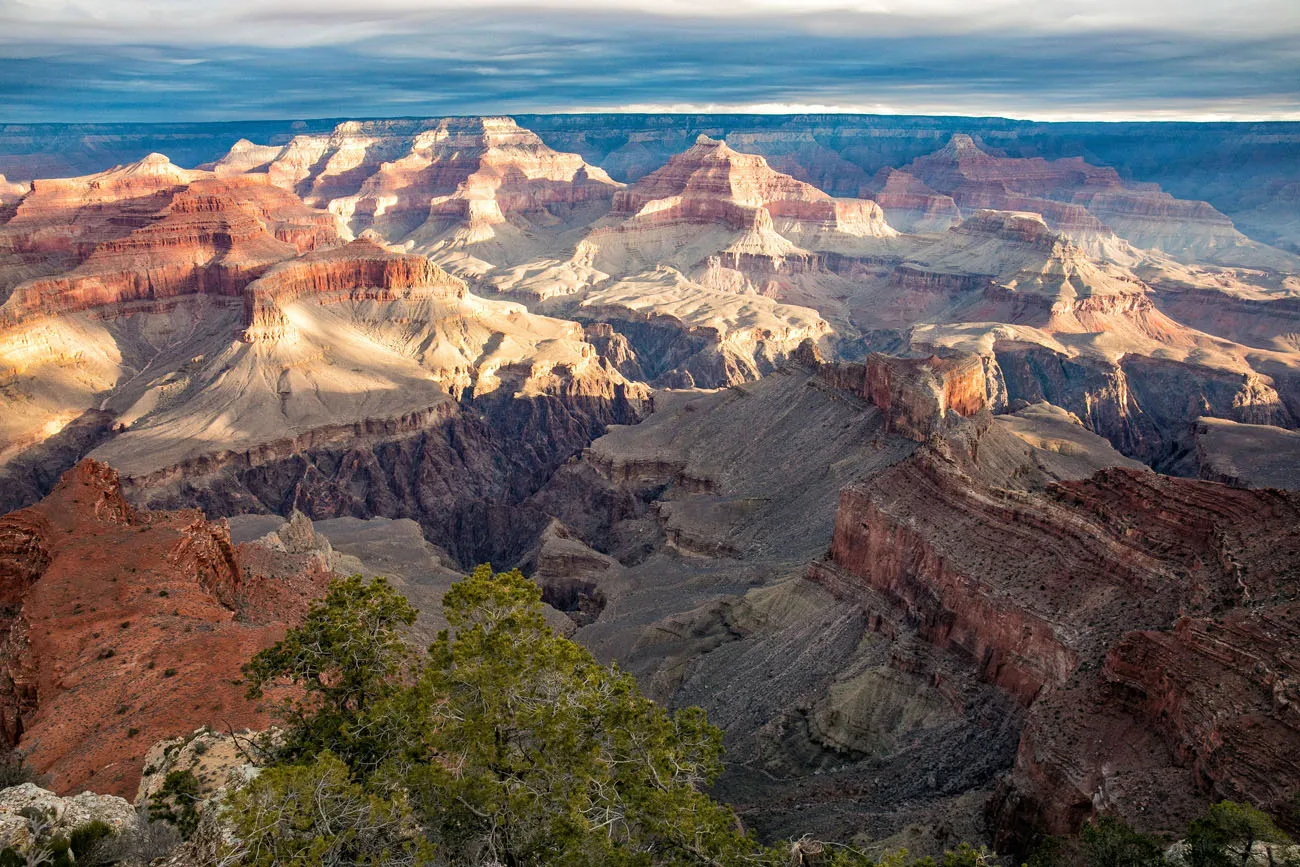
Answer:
xmin=603 ymin=135 xmax=894 ymax=263
xmin=989 ymin=342 xmax=1297 ymax=467
xmin=819 ymin=352 xmax=988 ymax=441
xmin=575 ymin=268 xmax=831 ymax=387
xmin=722 ymin=130 xmax=872 ymax=197
xmin=898 ymin=134 xmax=1294 ymax=268
xmin=0 ymin=175 xmax=25 ymax=206
xmin=212 ymin=117 xmax=621 ymax=268
xmin=2 ymin=173 xmax=337 ymax=323
xmin=0 ymin=460 xmax=331 ymax=797
xmin=86 ymin=233 xmax=644 ymax=482
xmin=0 ymin=155 xmax=344 ymax=473
xmin=528 ymin=359 xmax=1159 ymax=851
xmin=1192 ymin=417 xmax=1300 ymax=489
xmin=818 ymin=410 xmax=1300 ymax=842
xmin=6 ymin=114 xmax=1299 ymax=253
xmin=862 ymin=168 xmax=961 ymax=234
xmin=240 ymin=237 xmax=466 ymax=341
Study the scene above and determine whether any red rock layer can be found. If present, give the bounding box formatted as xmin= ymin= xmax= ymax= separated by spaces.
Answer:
xmin=899 ymin=135 xmax=1247 ymax=253
xmin=610 ymin=135 xmax=891 ymax=234
xmin=818 ymin=413 xmax=1300 ymax=838
xmin=907 ymin=134 xmax=1123 ymax=200
xmin=0 ymin=159 xmax=339 ymax=323
xmin=220 ymin=117 xmax=620 ymax=238
xmin=240 ymin=237 xmax=466 ymax=341
xmin=1106 ymin=603 xmax=1300 ymax=794
xmin=0 ymin=460 xmax=329 ymax=796
xmin=820 ymin=353 xmax=988 ymax=440
xmin=862 ymin=167 xmax=961 ymax=233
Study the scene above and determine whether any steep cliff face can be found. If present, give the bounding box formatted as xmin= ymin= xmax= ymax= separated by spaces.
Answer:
xmin=1100 ymin=606 xmax=1300 ymax=815
xmin=862 ymin=167 xmax=961 ymax=234
xmin=130 ymin=385 xmax=644 ymax=569
xmin=819 ymin=410 xmax=1300 ymax=844
xmin=0 ymin=460 xmax=331 ymax=797
xmin=608 ymin=135 xmax=895 ymax=245
xmin=241 ymin=238 xmax=466 ymax=341
xmin=211 ymin=117 xmax=621 ymax=263
xmin=818 ymin=353 xmax=988 ymax=441
xmin=575 ymin=267 xmax=831 ymax=388
xmin=0 ymin=161 xmax=339 ymax=322
xmin=993 ymin=341 xmax=1297 ymax=468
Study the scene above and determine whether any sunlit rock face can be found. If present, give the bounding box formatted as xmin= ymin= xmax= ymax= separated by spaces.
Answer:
xmin=0 ymin=459 xmax=332 ymax=798
xmin=211 ymin=117 xmax=622 ymax=268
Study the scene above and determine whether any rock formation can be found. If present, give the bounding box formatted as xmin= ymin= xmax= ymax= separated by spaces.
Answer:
xmin=1192 ymin=417 xmax=1300 ymax=489
xmin=0 ymin=116 xmax=1299 ymax=860
xmin=862 ymin=167 xmax=961 ymax=234
xmin=0 ymin=783 xmax=138 ymax=854
xmin=599 ymin=135 xmax=895 ymax=270
xmin=212 ymin=117 xmax=621 ymax=269
xmin=0 ymin=460 xmax=332 ymax=797
xmin=898 ymin=134 xmax=1295 ymax=268
xmin=1 ymin=172 xmax=337 ymax=323
xmin=817 ymin=412 xmax=1300 ymax=842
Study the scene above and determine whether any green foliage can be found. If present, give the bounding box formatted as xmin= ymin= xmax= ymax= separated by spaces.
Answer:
xmin=0 ymin=750 xmax=39 ymax=789
xmin=69 ymin=820 xmax=115 ymax=858
xmin=0 ymin=815 xmax=118 ymax=867
xmin=944 ymin=843 xmax=996 ymax=867
xmin=1023 ymin=836 xmax=1064 ymax=867
xmin=233 ymin=567 xmax=1037 ymax=867
xmin=1186 ymin=801 xmax=1292 ymax=867
xmin=408 ymin=565 xmax=767 ymax=866
xmin=148 ymin=768 xmax=202 ymax=839
xmin=237 ymin=567 xmax=779 ymax=867
xmin=223 ymin=751 xmax=428 ymax=867
xmin=1080 ymin=816 xmax=1164 ymax=867
xmin=242 ymin=574 xmax=418 ymax=772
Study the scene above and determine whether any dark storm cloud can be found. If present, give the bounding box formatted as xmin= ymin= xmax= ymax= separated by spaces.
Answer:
xmin=0 ymin=5 xmax=1297 ymax=121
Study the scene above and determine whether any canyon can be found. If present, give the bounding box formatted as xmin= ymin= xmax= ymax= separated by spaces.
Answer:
xmin=0 ymin=113 xmax=1297 ymax=857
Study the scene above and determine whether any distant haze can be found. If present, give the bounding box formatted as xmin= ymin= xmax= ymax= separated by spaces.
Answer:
xmin=1 ymin=0 xmax=1297 ymax=122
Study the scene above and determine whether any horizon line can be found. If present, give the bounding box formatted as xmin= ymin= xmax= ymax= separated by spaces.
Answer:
xmin=6 ymin=109 xmax=1300 ymax=127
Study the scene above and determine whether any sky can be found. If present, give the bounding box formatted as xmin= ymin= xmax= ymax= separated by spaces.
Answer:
xmin=1 ymin=0 xmax=1298 ymax=123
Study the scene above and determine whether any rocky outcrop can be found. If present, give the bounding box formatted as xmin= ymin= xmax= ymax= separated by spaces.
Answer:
xmin=991 ymin=341 xmax=1296 ymax=468
xmin=818 ymin=354 xmax=987 ymax=441
xmin=897 ymin=134 xmax=1291 ymax=266
xmin=0 ymin=783 xmax=138 ymax=855
xmin=240 ymin=238 xmax=465 ymax=340
xmin=817 ymin=406 xmax=1300 ymax=843
xmin=1192 ymin=417 xmax=1300 ymax=489
xmin=0 ymin=460 xmax=330 ymax=797
xmin=609 ymin=135 xmax=895 ymax=243
xmin=127 ymin=381 xmax=644 ymax=570
xmin=0 ymin=160 xmax=339 ymax=323
xmin=863 ymin=167 xmax=961 ymax=234
xmin=213 ymin=117 xmax=621 ymax=249
xmin=0 ymin=175 xmax=25 ymax=207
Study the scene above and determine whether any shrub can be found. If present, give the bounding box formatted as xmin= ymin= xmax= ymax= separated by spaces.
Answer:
xmin=1081 ymin=816 xmax=1164 ymax=867
xmin=148 ymin=769 xmax=202 ymax=839
xmin=1186 ymin=801 xmax=1292 ymax=867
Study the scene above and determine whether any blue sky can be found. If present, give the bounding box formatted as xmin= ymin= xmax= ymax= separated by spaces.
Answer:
xmin=1 ymin=0 xmax=1298 ymax=122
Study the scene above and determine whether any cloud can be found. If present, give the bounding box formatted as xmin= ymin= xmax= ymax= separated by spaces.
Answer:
xmin=0 ymin=2 xmax=1296 ymax=121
